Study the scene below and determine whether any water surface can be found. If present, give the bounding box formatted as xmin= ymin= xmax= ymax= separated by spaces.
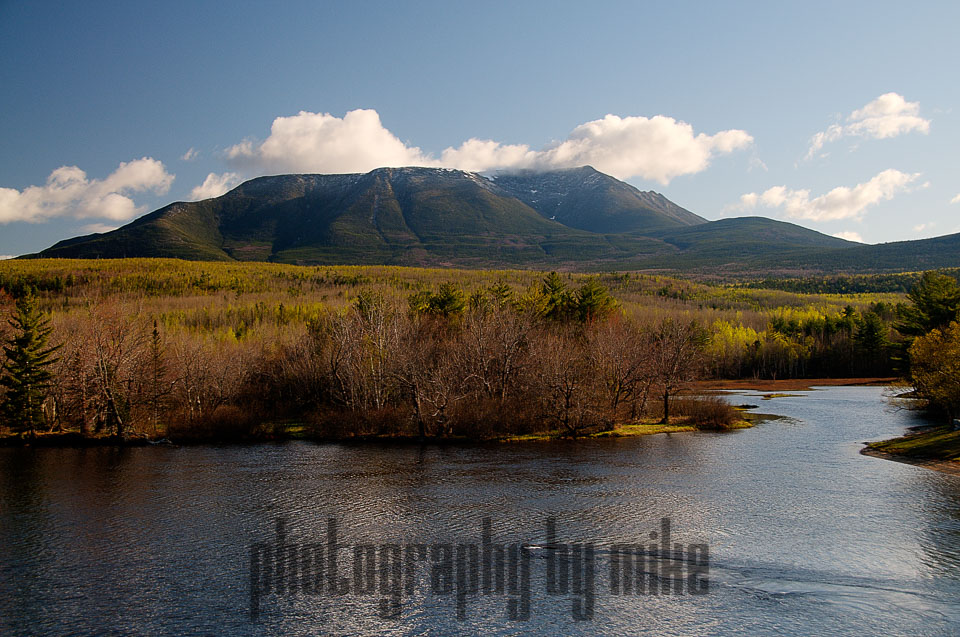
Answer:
xmin=2 ymin=386 xmax=959 ymax=635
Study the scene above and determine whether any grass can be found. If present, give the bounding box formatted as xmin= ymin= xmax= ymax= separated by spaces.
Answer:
xmin=865 ymin=426 xmax=960 ymax=462
xmin=498 ymin=417 xmax=753 ymax=442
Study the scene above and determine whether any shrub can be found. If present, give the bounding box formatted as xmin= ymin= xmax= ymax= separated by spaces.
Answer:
xmin=668 ymin=395 xmax=741 ymax=430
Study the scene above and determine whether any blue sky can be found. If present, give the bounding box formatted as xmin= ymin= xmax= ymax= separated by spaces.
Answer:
xmin=1 ymin=0 xmax=958 ymax=257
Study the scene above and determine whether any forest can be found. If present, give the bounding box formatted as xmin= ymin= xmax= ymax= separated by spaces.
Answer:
xmin=0 ymin=259 xmax=950 ymax=442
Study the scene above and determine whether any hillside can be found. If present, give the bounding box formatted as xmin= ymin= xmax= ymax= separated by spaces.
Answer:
xmin=743 ymin=232 xmax=960 ymax=273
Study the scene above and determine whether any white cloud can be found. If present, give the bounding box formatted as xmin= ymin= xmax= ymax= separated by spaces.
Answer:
xmin=226 ymin=109 xmax=431 ymax=175
xmin=225 ymin=109 xmax=753 ymax=185
xmin=832 ymin=231 xmax=864 ymax=243
xmin=0 ymin=255 xmax=15 ymax=260
xmin=190 ymin=172 xmax=242 ymax=200
xmin=181 ymin=147 xmax=199 ymax=161
xmin=440 ymin=139 xmax=538 ymax=173
xmin=735 ymin=169 xmax=921 ymax=222
xmin=805 ymin=93 xmax=930 ymax=160
xmin=913 ymin=222 xmax=935 ymax=233
xmin=951 ymin=193 xmax=960 ymax=204
xmin=531 ymin=114 xmax=752 ymax=183
xmin=0 ymin=158 xmax=174 ymax=224
xmin=80 ymin=223 xmax=119 ymax=234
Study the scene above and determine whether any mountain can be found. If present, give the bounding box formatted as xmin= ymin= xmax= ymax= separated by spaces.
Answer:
xmin=491 ymin=166 xmax=705 ymax=233
xmin=34 ymin=168 xmax=672 ymax=267
xmin=29 ymin=166 xmax=958 ymax=274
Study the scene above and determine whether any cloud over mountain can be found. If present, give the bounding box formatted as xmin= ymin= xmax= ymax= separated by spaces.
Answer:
xmin=190 ymin=172 xmax=242 ymax=200
xmin=225 ymin=109 xmax=752 ymax=184
xmin=226 ymin=109 xmax=430 ymax=175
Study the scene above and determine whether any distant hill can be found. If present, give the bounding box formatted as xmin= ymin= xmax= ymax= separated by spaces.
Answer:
xmin=28 ymin=166 xmax=960 ymax=274
xmin=742 ymin=231 xmax=960 ymax=274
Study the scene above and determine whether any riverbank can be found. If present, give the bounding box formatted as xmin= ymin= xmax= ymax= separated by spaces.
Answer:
xmin=0 ymin=413 xmax=757 ymax=447
xmin=696 ymin=377 xmax=896 ymax=392
xmin=861 ymin=426 xmax=960 ymax=476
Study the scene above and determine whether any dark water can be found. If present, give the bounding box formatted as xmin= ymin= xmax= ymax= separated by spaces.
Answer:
xmin=2 ymin=386 xmax=960 ymax=636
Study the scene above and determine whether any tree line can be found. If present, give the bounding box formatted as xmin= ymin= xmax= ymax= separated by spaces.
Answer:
xmin=0 ymin=274 xmax=735 ymax=441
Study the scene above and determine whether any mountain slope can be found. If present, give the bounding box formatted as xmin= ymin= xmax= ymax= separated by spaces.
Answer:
xmin=492 ymin=166 xmax=706 ymax=233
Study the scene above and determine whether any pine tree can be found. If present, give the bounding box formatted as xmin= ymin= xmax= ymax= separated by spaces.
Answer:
xmin=896 ymin=271 xmax=960 ymax=337
xmin=541 ymin=272 xmax=575 ymax=321
xmin=575 ymin=278 xmax=619 ymax=323
xmin=147 ymin=320 xmax=169 ymax=434
xmin=1 ymin=292 xmax=61 ymax=436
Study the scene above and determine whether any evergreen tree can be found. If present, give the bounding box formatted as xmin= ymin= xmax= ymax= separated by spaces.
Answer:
xmin=854 ymin=311 xmax=890 ymax=374
xmin=147 ymin=320 xmax=169 ymax=434
xmin=575 ymin=278 xmax=619 ymax=323
xmin=427 ymin=283 xmax=466 ymax=318
xmin=1 ymin=292 xmax=60 ymax=436
xmin=541 ymin=272 xmax=575 ymax=321
xmin=896 ymin=271 xmax=960 ymax=337
xmin=488 ymin=281 xmax=513 ymax=308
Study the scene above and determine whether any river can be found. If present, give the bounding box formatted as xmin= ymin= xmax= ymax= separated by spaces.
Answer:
xmin=2 ymin=386 xmax=959 ymax=635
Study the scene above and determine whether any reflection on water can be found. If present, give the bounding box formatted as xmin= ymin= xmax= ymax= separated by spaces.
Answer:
xmin=1 ymin=386 xmax=960 ymax=635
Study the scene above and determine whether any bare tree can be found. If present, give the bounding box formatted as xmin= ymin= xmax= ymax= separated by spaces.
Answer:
xmin=88 ymin=302 xmax=145 ymax=438
xmin=49 ymin=316 xmax=93 ymax=434
xmin=348 ymin=292 xmax=402 ymax=412
xmin=461 ymin=304 xmax=533 ymax=404
xmin=533 ymin=328 xmax=598 ymax=437
xmin=394 ymin=316 xmax=471 ymax=438
xmin=648 ymin=318 xmax=708 ymax=424
xmin=170 ymin=335 xmax=213 ymax=425
xmin=586 ymin=319 xmax=655 ymax=426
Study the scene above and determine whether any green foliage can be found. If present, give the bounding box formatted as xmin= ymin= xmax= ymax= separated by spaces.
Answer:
xmin=408 ymin=283 xmax=467 ymax=318
xmin=1 ymin=292 xmax=60 ymax=434
xmin=854 ymin=311 xmax=889 ymax=361
xmin=896 ymin=271 xmax=960 ymax=337
xmin=540 ymin=272 xmax=576 ymax=321
xmin=0 ymin=258 xmax=922 ymax=442
xmin=575 ymin=278 xmax=620 ymax=322
xmin=741 ymin=272 xmax=940 ymax=294
xmin=488 ymin=281 xmax=513 ymax=307
xmin=429 ymin=283 xmax=466 ymax=317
